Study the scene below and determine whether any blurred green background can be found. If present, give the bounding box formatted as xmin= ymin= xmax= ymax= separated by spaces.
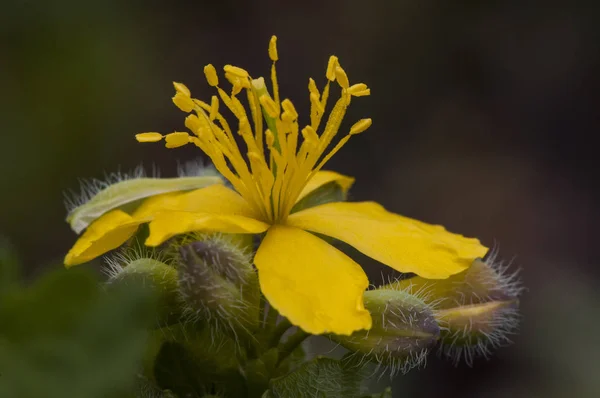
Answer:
xmin=1 ymin=0 xmax=598 ymax=396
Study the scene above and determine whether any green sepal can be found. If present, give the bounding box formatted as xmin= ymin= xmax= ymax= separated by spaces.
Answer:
xmin=107 ymin=257 xmax=183 ymax=327
xmin=263 ymin=357 xmax=367 ymax=398
xmin=290 ymin=181 xmax=346 ymax=214
xmin=330 ymin=288 xmax=439 ymax=366
xmin=67 ymin=175 xmax=223 ymax=234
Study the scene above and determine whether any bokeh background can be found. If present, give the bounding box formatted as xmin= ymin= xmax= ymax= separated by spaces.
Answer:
xmin=2 ymin=1 xmax=599 ymax=396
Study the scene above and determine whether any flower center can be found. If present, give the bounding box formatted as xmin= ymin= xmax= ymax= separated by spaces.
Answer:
xmin=136 ymin=36 xmax=372 ymax=224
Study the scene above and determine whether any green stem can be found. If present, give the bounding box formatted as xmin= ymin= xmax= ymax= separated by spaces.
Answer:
xmin=268 ymin=318 xmax=292 ymax=348
xmin=277 ymin=328 xmax=309 ymax=366
xmin=265 ymin=303 xmax=279 ymax=332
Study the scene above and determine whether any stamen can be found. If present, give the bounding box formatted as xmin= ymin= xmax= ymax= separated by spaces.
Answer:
xmin=268 ymin=36 xmax=278 ymax=61
xmin=209 ymin=96 xmax=219 ymax=121
xmin=165 ymin=132 xmax=191 ymax=148
xmin=349 ymin=118 xmax=372 ymax=135
xmin=348 ymin=83 xmax=370 ymax=97
xmin=172 ymin=92 xmax=195 ymax=113
xmin=334 ymin=66 xmax=350 ymax=89
xmin=326 ymin=56 xmax=339 ymax=82
xmin=173 ymin=82 xmax=191 ymax=96
xmin=204 ymin=64 xmax=219 ymax=87
xmin=281 ymin=99 xmax=298 ymax=120
xmin=138 ymin=37 xmax=370 ymax=224
xmin=136 ymin=132 xmax=163 ymax=143
xmin=259 ymin=95 xmax=279 ymax=118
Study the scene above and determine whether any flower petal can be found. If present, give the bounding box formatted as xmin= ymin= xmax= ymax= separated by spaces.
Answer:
xmin=134 ymin=183 xmax=259 ymax=219
xmin=296 ymin=170 xmax=354 ymax=203
xmin=64 ymin=210 xmax=144 ymax=267
xmin=287 ymin=202 xmax=488 ymax=279
xmin=254 ymin=225 xmax=372 ymax=335
xmin=145 ymin=212 xmax=269 ymax=246
xmin=66 ymin=175 xmax=222 ymax=234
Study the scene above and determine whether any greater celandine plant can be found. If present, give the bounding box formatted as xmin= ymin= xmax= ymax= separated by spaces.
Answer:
xmin=63 ymin=36 xmax=522 ymax=397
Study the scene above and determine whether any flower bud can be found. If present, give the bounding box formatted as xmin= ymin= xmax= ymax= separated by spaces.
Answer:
xmin=177 ymin=235 xmax=260 ymax=335
xmin=106 ymin=257 xmax=183 ymax=327
xmin=331 ymin=287 xmax=439 ymax=375
xmin=389 ymin=256 xmax=522 ymax=365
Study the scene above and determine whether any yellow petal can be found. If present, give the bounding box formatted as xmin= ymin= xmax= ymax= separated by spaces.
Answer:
xmin=134 ymin=184 xmax=259 ymax=219
xmin=296 ymin=170 xmax=355 ymax=203
xmin=287 ymin=202 xmax=488 ymax=279
xmin=139 ymin=184 xmax=268 ymax=245
xmin=146 ymin=212 xmax=269 ymax=246
xmin=64 ymin=210 xmax=144 ymax=267
xmin=254 ymin=225 xmax=372 ymax=335
xmin=66 ymin=175 xmax=222 ymax=234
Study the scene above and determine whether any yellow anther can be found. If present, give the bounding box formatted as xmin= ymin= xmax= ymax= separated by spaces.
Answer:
xmin=239 ymin=116 xmax=251 ymax=134
xmin=259 ymin=94 xmax=279 ymax=118
xmin=281 ymin=99 xmax=298 ymax=120
xmin=209 ymin=95 xmax=219 ymax=120
xmin=224 ymin=65 xmax=250 ymax=79
xmin=347 ymin=83 xmax=367 ymax=94
xmin=173 ymin=82 xmax=191 ymax=97
xmin=185 ymin=114 xmax=202 ymax=133
xmin=309 ymin=93 xmax=324 ymax=113
xmin=265 ymin=129 xmax=275 ymax=148
xmin=348 ymin=83 xmax=370 ymax=97
xmin=269 ymin=36 xmax=279 ymax=61
xmin=281 ymin=112 xmax=294 ymax=124
xmin=301 ymin=126 xmax=319 ymax=143
xmin=308 ymin=78 xmax=319 ymax=97
xmin=352 ymin=89 xmax=370 ymax=97
xmin=334 ymin=66 xmax=350 ymax=89
xmin=326 ymin=56 xmax=339 ymax=81
xmin=172 ymin=92 xmax=195 ymax=113
xmin=204 ymin=64 xmax=219 ymax=87
xmin=165 ymin=132 xmax=191 ymax=148
xmin=135 ymin=132 xmax=163 ymax=143
xmin=349 ymin=118 xmax=372 ymax=135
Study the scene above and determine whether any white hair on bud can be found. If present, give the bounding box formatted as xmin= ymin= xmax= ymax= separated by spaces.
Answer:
xmin=438 ymin=304 xmax=520 ymax=367
xmin=63 ymin=164 xmax=157 ymax=213
xmin=438 ymin=249 xmax=523 ymax=366
xmin=337 ymin=282 xmax=440 ymax=377
xmin=103 ymin=242 xmax=172 ymax=280
xmin=134 ymin=374 xmax=166 ymax=398
xmin=176 ymin=158 xmax=219 ymax=178
xmin=174 ymin=233 xmax=258 ymax=351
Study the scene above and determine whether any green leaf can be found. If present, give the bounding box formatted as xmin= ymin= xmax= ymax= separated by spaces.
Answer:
xmin=0 ymin=267 xmax=156 ymax=398
xmin=0 ymin=237 xmax=20 ymax=294
xmin=264 ymin=357 xmax=368 ymax=398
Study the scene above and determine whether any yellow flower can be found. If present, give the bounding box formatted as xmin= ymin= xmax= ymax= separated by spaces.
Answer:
xmin=64 ymin=36 xmax=488 ymax=335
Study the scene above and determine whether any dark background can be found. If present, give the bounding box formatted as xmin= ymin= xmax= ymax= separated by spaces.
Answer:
xmin=1 ymin=1 xmax=599 ymax=396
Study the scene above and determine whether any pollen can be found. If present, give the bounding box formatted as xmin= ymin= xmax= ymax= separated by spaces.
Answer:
xmin=136 ymin=36 xmax=371 ymax=223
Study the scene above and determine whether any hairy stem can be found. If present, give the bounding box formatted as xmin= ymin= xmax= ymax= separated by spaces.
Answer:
xmin=277 ymin=328 xmax=309 ymax=366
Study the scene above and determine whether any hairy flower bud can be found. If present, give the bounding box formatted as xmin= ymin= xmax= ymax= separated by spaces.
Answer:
xmin=389 ymin=255 xmax=522 ymax=365
xmin=331 ymin=288 xmax=440 ymax=375
xmin=105 ymin=256 xmax=182 ymax=327
xmin=177 ymin=235 xmax=260 ymax=336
